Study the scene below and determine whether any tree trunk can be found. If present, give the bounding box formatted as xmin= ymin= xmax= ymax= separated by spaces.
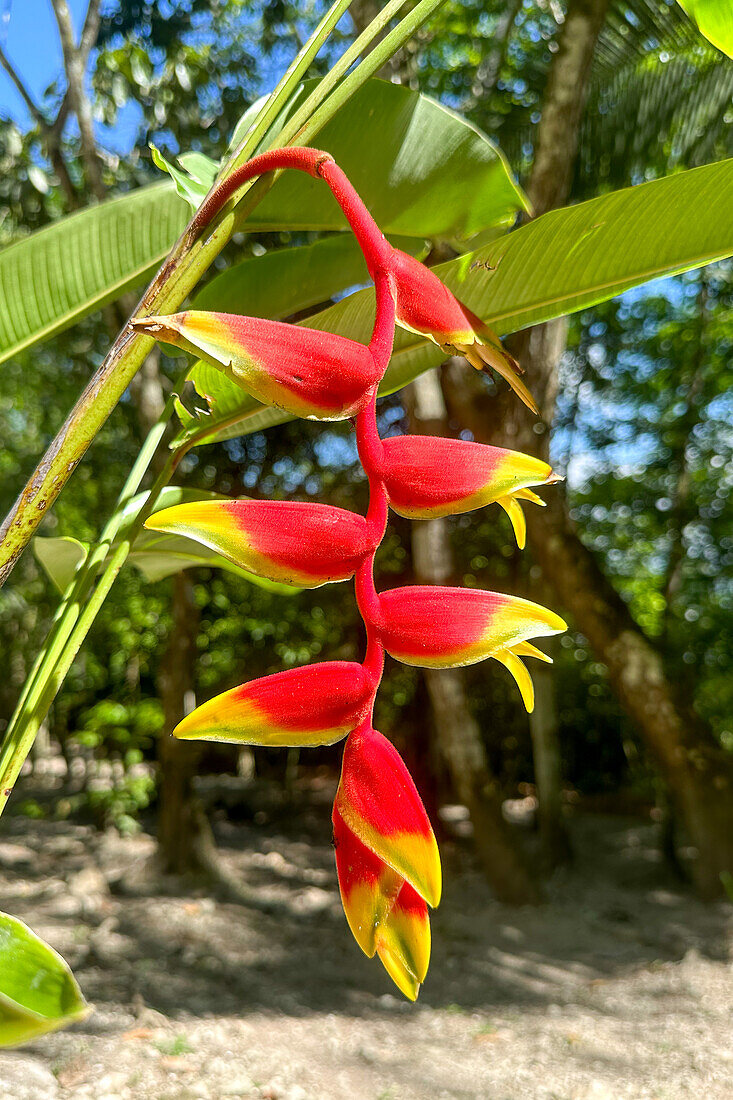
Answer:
xmin=157 ymin=571 xmax=211 ymax=875
xmin=406 ymin=369 xmax=541 ymax=904
xmin=441 ymin=0 xmax=733 ymax=897
xmin=528 ymin=639 xmax=572 ymax=868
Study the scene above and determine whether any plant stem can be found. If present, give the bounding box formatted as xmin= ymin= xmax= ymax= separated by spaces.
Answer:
xmin=295 ymin=0 xmax=446 ymax=146
xmin=225 ymin=0 xmax=354 ymax=167
xmin=0 ymin=388 xmax=182 ymax=812
xmin=272 ymin=0 xmax=410 ymax=149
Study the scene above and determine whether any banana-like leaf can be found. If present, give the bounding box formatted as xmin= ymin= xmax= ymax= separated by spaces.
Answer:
xmin=0 ymin=79 xmax=524 ymax=366
xmin=0 ymin=912 xmax=88 ymax=1047
xmin=175 ymin=158 xmax=733 ymax=443
xmin=0 ymin=182 xmax=189 ymax=365
xmin=191 ymin=233 xmax=425 ymax=318
xmin=33 ymin=488 xmax=300 ymax=593
xmin=676 ymin=0 xmax=733 ymax=57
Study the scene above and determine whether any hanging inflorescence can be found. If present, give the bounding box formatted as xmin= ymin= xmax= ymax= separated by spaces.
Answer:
xmin=134 ymin=148 xmax=566 ymax=1000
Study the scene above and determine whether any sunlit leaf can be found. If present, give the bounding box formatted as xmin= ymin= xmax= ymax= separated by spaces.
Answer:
xmin=676 ymin=0 xmax=733 ymax=57
xmin=0 ymin=912 xmax=88 ymax=1047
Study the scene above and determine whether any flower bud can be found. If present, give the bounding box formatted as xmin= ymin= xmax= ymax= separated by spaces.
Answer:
xmin=376 ymin=586 xmax=566 ymax=711
xmin=378 ymin=435 xmax=560 ymax=546
xmin=335 ymin=726 xmax=441 ymax=909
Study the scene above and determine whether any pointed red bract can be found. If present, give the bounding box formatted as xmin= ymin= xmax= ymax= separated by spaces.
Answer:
xmin=146 ymin=499 xmax=379 ymax=587
xmin=375 ymin=586 xmax=566 ymax=711
xmin=174 ymin=662 xmax=377 ymax=746
xmin=378 ymin=435 xmax=557 ymax=532
xmin=335 ymin=726 xmax=441 ymax=908
xmin=386 ymin=248 xmax=538 ymax=413
xmin=131 ymin=312 xmax=383 ymax=421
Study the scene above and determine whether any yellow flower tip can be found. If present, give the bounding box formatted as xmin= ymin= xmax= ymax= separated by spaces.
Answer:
xmin=143 ymin=504 xmax=179 ymax=534
xmin=495 ymin=649 xmax=535 ymax=712
xmin=514 ymin=641 xmax=553 ymax=664
xmin=463 ymin=338 xmax=540 ymax=415
xmin=377 ymin=945 xmax=421 ymax=1001
xmin=497 ymin=496 xmax=526 ymax=550
xmin=514 ymin=487 xmax=545 ymax=508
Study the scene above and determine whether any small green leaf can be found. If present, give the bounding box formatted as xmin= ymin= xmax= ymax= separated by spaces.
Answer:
xmin=176 ymin=152 xmax=218 ymax=189
xmin=33 ymin=536 xmax=89 ymax=594
xmin=150 ymin=145 xmax=212 ymax=209
xmin=676 ymin=0 xmax=733 ymax=58
xmin=0 ymin=912 xmax=88 ymax=1047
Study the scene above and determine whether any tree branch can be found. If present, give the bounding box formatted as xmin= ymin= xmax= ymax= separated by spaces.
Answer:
xmin=0 ymin=46 xmax=48 ymax=126
xmin=50 ymin=0 xmax=105 ymax=201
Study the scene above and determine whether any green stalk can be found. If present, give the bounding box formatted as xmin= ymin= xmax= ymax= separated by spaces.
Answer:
xmin=226 ymin=0 xmax=355 ymax=168
xmin=0 ymin=388 xmax=181 ymax=811
xmin=297 ymin=0 xmax=446 ymax=146
xmin=0 ymin=448 xmax=179 ymax=816
xmin=273 ymin=0 xmax=410 ymax=149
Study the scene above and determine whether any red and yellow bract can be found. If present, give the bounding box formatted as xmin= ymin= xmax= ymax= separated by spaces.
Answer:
xmin=132 ymin=312 xmax=384 ymax=421
xmin=145 ymin=499 xmax=381 ymax=588
xmin=174 ymin=661 xmax=377 ymax=746
xmin=377 ymin=435 xmax=560 ymax=546
xmin=139 ymin=146 xmax=567 ymax=999
xmin=333 ymin=805 xmax=430 ymax=1001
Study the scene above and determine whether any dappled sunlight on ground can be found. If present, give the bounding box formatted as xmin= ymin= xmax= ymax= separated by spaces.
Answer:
xmin=0 ymin=803 xmax=731 ymax=1099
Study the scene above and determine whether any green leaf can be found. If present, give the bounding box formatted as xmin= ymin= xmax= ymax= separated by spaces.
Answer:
xmin=150 ymin=145 xmax=213 ymax=209
xmin=193 ymin=233 xmax=377 ymax=317
xmin=0 ymin=79 xmax=522 ymax=366
xmin=34 ymin=489 xmax=300 ymax=594
xmin=186 ymin=159 xmax=733 ymax=441
xmin=0 ymin=912 xmax=88 ymax=1047
xmin=0 ymin=182 xmax=189 ymax=365
xmin=676 ymin=0 xmax=733 ymax=58
xmin=33 ymin=536 xmax=89 ymax=594
xmin=250 ymin=78 xmax=528 ymax=240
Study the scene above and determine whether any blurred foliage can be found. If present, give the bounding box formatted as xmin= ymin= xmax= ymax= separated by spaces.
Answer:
xmin=0 ymin=0 xmax=731 ymax=825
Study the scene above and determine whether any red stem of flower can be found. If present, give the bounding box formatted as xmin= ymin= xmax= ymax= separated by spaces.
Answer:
xmin=190 ymin=146 xmax=334 ymax=237
xmin=190 ymin=146 xmax=393 ymax=281
xmin=317 ymin=159 xmax=393 ymax=275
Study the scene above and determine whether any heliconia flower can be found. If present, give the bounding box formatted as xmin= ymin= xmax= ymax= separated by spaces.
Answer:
xmin=334 ymin=726 xmax=441 ymax=909
xmin=131 ymin=312 xmax=383 ymax=421
xmin=173 ymin=661 xmax=377 ymax=746
xmin=377 ymin=435 xmax=561 ymax=546
xmin=145 ymin=499 xmax=380 ymax=588
xmin=333 ymin=806 xmax=430 ymax=1001
xmin=375 ymin=587 xmax=566 ymax=712
xmin=384 ymin=248 xmax=538 ymax=414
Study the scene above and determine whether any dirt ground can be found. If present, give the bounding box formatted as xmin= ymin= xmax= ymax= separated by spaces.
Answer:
xmin=0 ymin=793 xmax=731 ymax=1100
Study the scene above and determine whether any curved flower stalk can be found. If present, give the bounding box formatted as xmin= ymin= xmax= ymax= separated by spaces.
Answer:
xmin=140 ymin=149 xmax=566 ymax=999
